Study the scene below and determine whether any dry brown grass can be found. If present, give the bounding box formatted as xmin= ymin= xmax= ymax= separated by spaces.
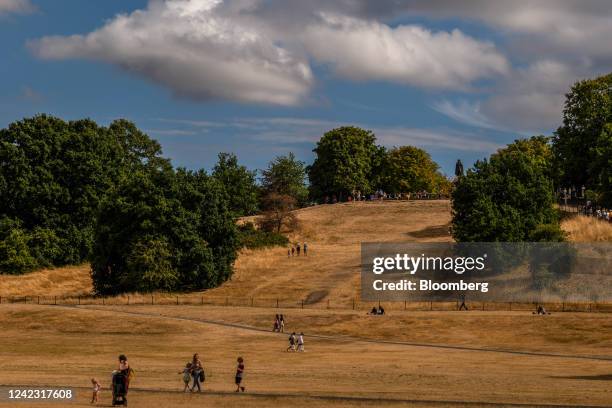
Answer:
xmin=0 ymin=304 xmax=610 ymax=407
xmin=0 ymin=264 xmax=92 ymax=297
xmin=2 ymin=201 xmax=611 ymax=303
xmin=562 ymin=215 xmax=612 ymax=242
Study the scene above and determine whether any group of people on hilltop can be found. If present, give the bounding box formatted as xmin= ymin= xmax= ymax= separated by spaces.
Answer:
xmin=288 ymin=242 xmax=307 ymax=257
xmin=322 ymin=190 xmax=446 ymax=203
xmin=583 ymin=201 xmax=612 ymax=222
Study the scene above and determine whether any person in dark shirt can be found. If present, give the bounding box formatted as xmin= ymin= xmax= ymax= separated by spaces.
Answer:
xmin=235 ymin=357 xmax=245 ymax=392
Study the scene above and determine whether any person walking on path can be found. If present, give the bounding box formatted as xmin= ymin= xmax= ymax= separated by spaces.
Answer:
xmin=296 ymin=243 xmax=301 ymax=256
xmin=303 ymin=243 xmax=308 ymax=256
xmin=235 ymin=357 xmax=245 ymax=392
xmin=297 ymin=332 xmax=305 ymax=352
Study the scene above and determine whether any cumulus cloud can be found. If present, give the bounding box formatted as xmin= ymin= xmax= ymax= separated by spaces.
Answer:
xmin=29 ymin=0 xmax=510 ymax=104
xmin=0 ymin=0 xmax=34 ymax=15
xmin=303 ymin=15 xmax=508 ymax=89
xmin=29 ymin=0 xmax=313 ymax=106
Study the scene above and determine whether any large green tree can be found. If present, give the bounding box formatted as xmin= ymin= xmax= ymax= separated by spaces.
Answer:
xmin=212 ymin=153 xmax=259 ymax=217
xmin=553 ymin=73 xmax=612 ymax=192
xmin=382 ymin=146 xmax=449 ymax=194
xmin=308 ymin=126 xmax=384 ymax=200
xmin=0 ymin=115 xmax=164 ymax=273
xmin=261 ymin=152 xmax=308 ymax=205
xmin=452 ymin=136 xmax=563 ymax=242
xmin=90 ymin=165 xmax=238 ymax=295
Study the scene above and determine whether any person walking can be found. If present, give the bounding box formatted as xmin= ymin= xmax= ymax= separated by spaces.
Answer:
xmin=296 ymin=243 xmax=301 ymax=256
xmin=190 ymin=353 xmax=203 ymax=392
xmin=287 ymin=332 xmax=296 ymax=352
xmin=279 ymin=314 xmax=285 ymax=332
xmin=235 ymin=357 xmax=245 ymax=392
xmin=458 ymin=293 xmax=468 ymax=311
xmin=91 ymin=378 xmax=101 ymax=404
xmin=179 ymin=363 xmax=192 ymax=392
xmin=303 ymin=243 xmax=308 ymax=256
xmin=297 ymin=332 xmax=305 ymax=352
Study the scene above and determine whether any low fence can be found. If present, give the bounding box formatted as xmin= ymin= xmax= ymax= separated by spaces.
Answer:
xmin=1 ymin=294 xmax=610 ymax=313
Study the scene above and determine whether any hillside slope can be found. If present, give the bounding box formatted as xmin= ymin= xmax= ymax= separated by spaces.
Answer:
xmin=208 ymin=200 xmax=453 ymax=304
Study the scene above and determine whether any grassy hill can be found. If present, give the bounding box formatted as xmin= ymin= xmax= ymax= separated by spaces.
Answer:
xmin=1 ymin=200 xmax=611 ymax=299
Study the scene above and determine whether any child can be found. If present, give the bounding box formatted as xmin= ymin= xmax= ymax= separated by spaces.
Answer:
xmin=235 ymin=357 xmax=245 ymax=392
xmin=179 ymin=362 xmax=192 ymax=392
xmin=91 ymin=378 xmax=101 ymax=404
xmin=297 ymin=332 xmax=305 ymax=352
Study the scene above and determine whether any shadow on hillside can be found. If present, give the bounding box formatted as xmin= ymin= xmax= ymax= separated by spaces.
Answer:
xmin=406 ymin=224 xmax=451 ymax=239
xmin=551 ymin=374 xmax=612 ymax=381
xmin=304 ymin=290 xmax=328 ymax=305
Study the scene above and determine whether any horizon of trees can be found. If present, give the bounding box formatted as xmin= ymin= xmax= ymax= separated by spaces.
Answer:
xmin=1 ymin=71 xmax=610 ymax=287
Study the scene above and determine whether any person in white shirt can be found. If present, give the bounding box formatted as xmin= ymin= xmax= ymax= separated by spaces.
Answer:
xmin=297 ymin=332 xmax=305 ymax=352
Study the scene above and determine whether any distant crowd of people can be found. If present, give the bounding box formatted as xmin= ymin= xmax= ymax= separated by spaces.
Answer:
xmin=288 ymin=242 xmax=308 ymax=257
xmin=320 ymin=190 xmax=446 ymax=204
xmin=582 ymin=202 xmax=612 ymax=222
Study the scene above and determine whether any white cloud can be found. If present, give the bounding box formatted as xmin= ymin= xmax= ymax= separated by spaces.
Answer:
xmin=303 ymin=15 xmax=508 ymax=90
xmin=431 ymin=100 xmax=502 ymax=131
xmin=28 ymin=0 xmax=313 ymax=106
xmin=0 ymin=0 xmax=34 ymax=15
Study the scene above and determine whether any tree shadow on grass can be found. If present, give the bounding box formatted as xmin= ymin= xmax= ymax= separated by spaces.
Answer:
xmin=406 ymin=224 xmax=451 ymax=239
xmin=551 ymin=374 xmax=612 ymax=381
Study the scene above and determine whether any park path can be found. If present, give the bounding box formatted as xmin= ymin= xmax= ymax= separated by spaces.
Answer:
xmin=58 ymin=304 xmax=612 ymax=362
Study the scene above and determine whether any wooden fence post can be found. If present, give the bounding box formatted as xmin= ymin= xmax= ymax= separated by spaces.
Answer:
xmin=176 ymin=296 xmax=179 ymax=305
xmin=301 ymin=299 xmax=304 ymax=309
xmin=430 ymin=301 xmax=433 ymax=311
xmin=276 ymin=298 xmax=279 ymax=308
xmin=54 ymin=296 xmax=57 ymax=305
xmin=78 ymin=296 xmax=80 ymax=306
xmin=250 ymin=297 xmax=253 ymax=307
xmin=37 ymin=296 xmax=40 ymax=305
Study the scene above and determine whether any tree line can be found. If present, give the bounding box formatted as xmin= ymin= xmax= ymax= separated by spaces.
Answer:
xmin=0 ymin=115 xmax=448 ymax=293
xmin=452 ymin=72 xmax=612 ymax=242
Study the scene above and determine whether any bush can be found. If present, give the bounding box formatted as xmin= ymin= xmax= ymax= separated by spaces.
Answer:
xmin=0 ymin=227 xmax=37 ymax=274
xmin=238 ymin=222 xmax=288 ymax=249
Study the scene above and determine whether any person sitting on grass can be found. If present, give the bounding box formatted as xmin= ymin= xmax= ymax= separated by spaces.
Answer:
xmin=369 ymin=307 xmax=378 ymax=315
xmin=91 ymin=378 xmax=101 ymax=404
xmin=235 ymin=357 xmax=245 ymax=392
xmin=179 ymin=362 xmax=192 ymax=392
xmin=534 ymin=304 xmax=550 ymax=315
xmin=377 ymin=305 xmax=385 ymax=315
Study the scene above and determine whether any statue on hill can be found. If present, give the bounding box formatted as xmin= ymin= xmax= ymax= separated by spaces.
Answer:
xmin=454 ymin=159 xmax=464 ymax=178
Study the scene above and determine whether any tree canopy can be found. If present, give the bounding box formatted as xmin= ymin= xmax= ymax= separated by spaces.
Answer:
xmin=382 ymin=146 xmax=449 ymax=194
xmin=553 ymin=73 xmax=612 ymax=203
xmin=261 ymin=152 xmax=308 ymax=205
xmin=308 ymin=126 xmax=385 ymax=200
xmin=211 ymin=152 xmax=259 ymax=217
xmin=452 ymin=137 xmax=563 ymax=242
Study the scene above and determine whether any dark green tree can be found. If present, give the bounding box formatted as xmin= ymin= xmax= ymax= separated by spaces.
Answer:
xmin=308 ymin=126 xmax=384 ymax=200
xmin=261 ymin=152 xmax=308 ymax=205
xmin=553 ymin=73 xmax=612 ymax=190
xmin=212 ymin=153 xmax=259 ymax=216
xmin=90 ymin=165 xmax=238 ymax=295
xmin=452 ymin=137 xmax=562 ymax=242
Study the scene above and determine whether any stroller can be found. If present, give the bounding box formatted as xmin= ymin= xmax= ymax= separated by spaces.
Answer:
xmin=112 ymin=370 xmax=128 ymax=406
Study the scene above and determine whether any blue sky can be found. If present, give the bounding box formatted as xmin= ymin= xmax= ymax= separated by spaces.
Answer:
xmin=2 ymin=0 xmax=611 ymax=176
